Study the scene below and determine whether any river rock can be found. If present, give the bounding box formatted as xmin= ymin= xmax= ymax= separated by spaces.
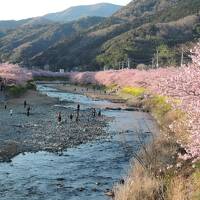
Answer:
xmin=105 ymin=107 xmax=122 ymax=110
xmin=123 ymin=107 xmax=140 ymax=111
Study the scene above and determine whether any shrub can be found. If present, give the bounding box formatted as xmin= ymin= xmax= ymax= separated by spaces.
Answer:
xmin=33 ymin=76 xmax=68 ymax=81
xmin=26 ymin=80 xmax=36 ymax=90
xmin=6 ymin=85 xmax=27 ymax=97
xmin=146 ymin=95 xmax=172 ymax=120
xmin=122 ymin=86 xmax=146 ymax=97
xmin=106 ymin=83 xmax=118 ymax=90
xmin=6 ymin=81 xmax=36 ymax=97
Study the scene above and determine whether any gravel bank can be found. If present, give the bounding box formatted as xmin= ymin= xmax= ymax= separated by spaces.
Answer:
xmin=0 ymin=90 xmax=109 ymax=162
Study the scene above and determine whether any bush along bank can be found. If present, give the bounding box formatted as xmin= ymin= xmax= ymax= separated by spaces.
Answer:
xmin=6 ymin=80 xmax=36 ymax=97
xmin=111 ymin=86 xmax=200 ymax=200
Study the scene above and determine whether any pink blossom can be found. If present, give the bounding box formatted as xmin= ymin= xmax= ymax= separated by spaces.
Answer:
xmin=0 ymin=63 xmax=32 ymax=84
xmin=69 ymin=43 xmax=200 ymax=161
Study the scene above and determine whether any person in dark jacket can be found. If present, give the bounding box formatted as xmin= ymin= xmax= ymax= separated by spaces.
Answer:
xmin=57 ymin=112 xmax=62 ymax=123
xmin=76 ymin=104 xmax=80 ymax=122
xmin=70 ymin=114 xmax=73 ymax=121
xmin=27 ymin=106 xmax=31 ymax=116
xmin=24 ymin=100 xmax=27 ymax=108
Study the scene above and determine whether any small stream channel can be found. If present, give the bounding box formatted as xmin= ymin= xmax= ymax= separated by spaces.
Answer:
xmin=0 ymin=84 xmax=156 ymax=200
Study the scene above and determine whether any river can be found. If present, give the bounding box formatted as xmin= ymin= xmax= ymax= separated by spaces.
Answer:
xmin=0 ymin=84 xmax=156 ymax=200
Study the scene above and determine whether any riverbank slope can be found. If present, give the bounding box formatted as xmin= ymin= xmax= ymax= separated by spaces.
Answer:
xmin=66 ymin=43 xmax=200 ymax=199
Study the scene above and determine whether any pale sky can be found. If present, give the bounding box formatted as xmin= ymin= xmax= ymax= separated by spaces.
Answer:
xmin=0 ymin=0 xmax=131 ymax=20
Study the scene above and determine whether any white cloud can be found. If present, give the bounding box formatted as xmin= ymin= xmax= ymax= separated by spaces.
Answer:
xmin=0 ymin=0 xmax=131 ymax=20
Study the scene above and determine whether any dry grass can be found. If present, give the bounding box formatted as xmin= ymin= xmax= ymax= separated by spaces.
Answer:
xmin=167 ymin=177 xmax=188 ymax=200
xmin=113 ymin=135 xmax=181 ymax=200
xmin=114 ymin=130 xmax=179 ymax=200
xmin=191 ymin=166 xmax=200 ymax=200
xmin=114 ymin=162 xmax=162 ymax=200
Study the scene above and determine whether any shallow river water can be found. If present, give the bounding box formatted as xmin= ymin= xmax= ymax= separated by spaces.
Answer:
xmin=0 ymin=84 xmax=156 ymax=200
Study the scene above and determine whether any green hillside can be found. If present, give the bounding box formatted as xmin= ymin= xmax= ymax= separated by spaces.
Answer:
xmin=0 ymin=17 xmax=105 ymax=66
xmin=0 ymin=0 xmax=200 ymax=71
xmin=31 ymin=0 xmax=200 ymax=71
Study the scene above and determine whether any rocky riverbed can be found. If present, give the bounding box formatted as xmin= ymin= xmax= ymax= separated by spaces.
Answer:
xmin=0 ymin=89 xmax=109 ymax=162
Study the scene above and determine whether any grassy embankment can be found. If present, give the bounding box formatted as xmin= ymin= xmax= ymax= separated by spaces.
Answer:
xmin=104 ymin=86 xmax=200 ymax=200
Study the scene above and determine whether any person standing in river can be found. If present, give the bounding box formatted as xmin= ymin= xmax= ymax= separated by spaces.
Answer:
xmin=0 ymin=83 xmax=3 ymax=91
xmin=92 ymin=108 xmax=96 ymax=117
xmin=27 ymin=106 xmax=31 ymax=117
xmin=57 ymin=112 xmax=62 ymax=124
xmin=77 ymin=104 xmax=80 ymax=112
xmin=70 ymin=113 xmax=73 ymax=121
xmin=10 ymin=109 xmax=13 ymax=116
xmin=24 ymin=100 xmax=27 ymax=108
xmin=76 ymin=104 xmax=80 ymax=122
xmin=0 ymin=81 xmax=5 ymax=92
xmin=98 ymin=109 xmax=101 ymax=117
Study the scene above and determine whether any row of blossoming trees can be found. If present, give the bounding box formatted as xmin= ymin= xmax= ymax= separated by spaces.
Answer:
xmin=1 ymin=43 xmax=200 ymax=160
xmin=0 ymin=63 xmax=69 ymax=84
xmin=0 ymin=63 xmax=32 ymax=84
xmin=70 ymin=43 xmax=200 ymax=161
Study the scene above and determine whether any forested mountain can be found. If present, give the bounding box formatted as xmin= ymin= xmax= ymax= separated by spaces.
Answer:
xmin=0 ymin=18 xmax=53 ymax=38
xmin=0 ymin=17 xmax=105 ymax=66
xmin=30 ymin=0 xmax=200 ymax=71
xmin=0 ymin=0 xmax=200 ymax=71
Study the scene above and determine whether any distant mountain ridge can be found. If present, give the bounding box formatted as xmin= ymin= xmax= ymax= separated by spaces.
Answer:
xmin=0 ymin=2 xmax=121 ymax=65
xmin=0 ymin=3 xmax=121 ymax=31
xmin=44 ymin=3 xmax=122 ymax=22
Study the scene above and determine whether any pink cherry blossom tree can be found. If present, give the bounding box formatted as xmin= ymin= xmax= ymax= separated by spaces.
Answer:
xmin=69 ymin=43 xmax=200 ymax=161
